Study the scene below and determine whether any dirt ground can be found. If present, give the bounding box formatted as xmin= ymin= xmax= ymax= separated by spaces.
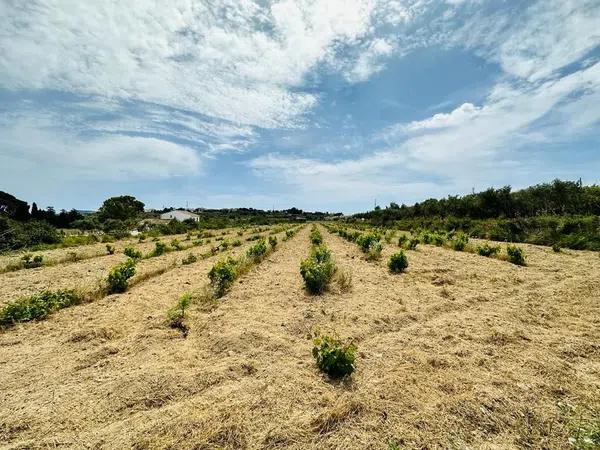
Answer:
xmin=0 ymin=225 xmax=598 ymax=449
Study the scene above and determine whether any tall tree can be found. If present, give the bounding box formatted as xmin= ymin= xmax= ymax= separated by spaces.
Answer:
xmin=98 ymin=196 xmax=145 ymax=221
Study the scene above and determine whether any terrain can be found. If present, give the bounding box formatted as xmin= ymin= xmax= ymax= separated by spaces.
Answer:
xmin=0 ymin=225 xmax=598 ymax=449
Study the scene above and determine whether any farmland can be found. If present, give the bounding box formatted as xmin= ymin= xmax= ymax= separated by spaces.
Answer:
xmin=0 ymin=222 xmax=598 ymax=449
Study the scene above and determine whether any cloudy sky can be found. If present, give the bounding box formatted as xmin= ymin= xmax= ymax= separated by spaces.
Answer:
xmin=1 ymin=0 xmax=599 ymax=213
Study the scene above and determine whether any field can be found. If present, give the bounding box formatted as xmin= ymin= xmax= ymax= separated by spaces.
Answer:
xmin=0 ymin=224 xmax=598 ymax=449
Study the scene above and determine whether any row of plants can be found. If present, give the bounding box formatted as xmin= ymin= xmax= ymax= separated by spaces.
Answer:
xmin=327 ymin=225 xmax=384 ymax=261
xmin=166 ymin=226 xmax=301 ymax=336
xmin=416 ymin=229 xmax=527 ymax=266
xmin=0 ymin=229 xmax=258 ymax=328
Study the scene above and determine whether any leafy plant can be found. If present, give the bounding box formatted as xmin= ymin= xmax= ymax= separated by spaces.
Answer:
xmin=106 ymin=244 xmax=115 ymax=255
xmin=21 ymin=254 xmax=44 ymax=269
xmin=384 ymin=230 xmax=395 ymax=243
xmin=300 ymin=251 xmax=336 ymax=294
xmin=167 ymin=292 xmax=192 ymax=337
xmin=388 ymin=251 xmax=409 ymax=273
xmin=506 ymin=245 xmax=526 ymax=265
xmin=310 ymin=226 xmax=323 ymax=245
xmin=247 ymin=239 xmax=268 ymax=262
xmin=106 ymin=258 xmax=136 ymax=294
xmin=208 ymin=257 xmax=238 ymax=297
xmin=552 ymin=243 xmax=561 ymax=252
xmin=269 ymin=235 xmax=278 ymax=247
xmin=312 ymin=334 xmax=357 ymax=378
xmin=151 ymin=241 xmax=167 ymax=257
xmin=124 ymin=246 xmax=142 ymax=260
xmin=0 ymin=290 xmax=83 ymax=326
xmin=450 ymin=233 xmax=469 ymax=251
xmin=182 ymin=253 xmax=198 ymax=265
xmin=407 ymin=238 xmax=419 ymax=250
xmin=232 ymin=239 xmax=242 ymax=247
xmin=170 ymin=239 xmax=182 ymax=250
xmin=398 ymin=234 xmax=409 ymax=247
xmin=477 ymin=243 xmax=501 ymax=257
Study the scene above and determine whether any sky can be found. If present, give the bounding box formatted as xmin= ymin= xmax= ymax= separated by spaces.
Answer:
xmin=0 ymin=0 xmax=599 ymax=213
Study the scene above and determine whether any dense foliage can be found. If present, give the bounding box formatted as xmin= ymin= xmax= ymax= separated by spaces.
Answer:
xmin=312 ymin=334 xmax=357 ymax=378
xmin=388 ymin=251 xmax=409 ymax=273
xmin=0 ymin=290 xmax=83 ymax=326
xmin=106 ymin=259 xmax=137 ymax=293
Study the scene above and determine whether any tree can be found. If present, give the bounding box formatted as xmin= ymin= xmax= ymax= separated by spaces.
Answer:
xmin=31 ymin=202 xmax=40 ymax=219
xmin=98 ymin=196 xmax=145 ymax=222
xmin=0 ymin=191 xmax=30 ymax=221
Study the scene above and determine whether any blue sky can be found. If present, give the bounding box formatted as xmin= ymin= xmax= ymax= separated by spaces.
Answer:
xmin=0 ymin=0 xmax=599 ymax=213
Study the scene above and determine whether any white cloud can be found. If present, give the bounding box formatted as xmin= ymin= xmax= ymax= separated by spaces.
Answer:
xmin=345 ymin=38 xmax=395 ymax=82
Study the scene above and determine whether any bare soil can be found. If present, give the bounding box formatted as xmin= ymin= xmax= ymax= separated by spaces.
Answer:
xmin=0 ymin=225 xmax=598 ymax=449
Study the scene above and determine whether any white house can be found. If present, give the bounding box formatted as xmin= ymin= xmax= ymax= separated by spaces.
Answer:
xmin=160 ymin=210 xmax=201 ymax=222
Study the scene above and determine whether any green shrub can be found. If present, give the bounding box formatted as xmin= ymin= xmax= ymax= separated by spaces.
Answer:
xmin=300 ymin=254 xmax=336 ymax=294
xmin=506 ymin=245 xmax=526 ymax=266
xmin=407 ymin=238 xmax=419 ymax=250
xmin=247 ymin=239 xmax=268 ymax=262
xmin=106 ymin=244 xmax=115 ymax=255
xmin=388 ymin=251 xmax=408 ymax=273
xmin=171 ymin=239 xmax=182 ymax=250
xmin=208 ymin=257 xmax=238 ymax=297
xmin=285 ymin=229 xmax=294 ymax=238
xmin=310 ymin=226 xmax=323 ymax=245
xmin=269 ymin=235 xmax=278 ymax=247
xmin=366 ymin=241 xmax=383 ymax=260
xmin=232 ymin=239 xmax=242 ymax=247
xmin=477 ymin=243 xmax=500 ymax=257
xmin=312 ymin=334 xmax=357 ymax=378
xmin=106 ymin=259 xmax=136 ymax=293
xmin=311 ymin=244 xmax=332 ymax=263
xmin=167 ymin=292 xmax=192 ymax=336
xmin=151 ymin=241 xmax=167 ymax=257
xmin=450 ymin=233 xmax=469 ymax=251
xmin=21 ymin=254 xmax=44 ymax=269
xmin=182 ymin=253 xmax=198 ymax=265
xmin=124 ymin=247 xmax=142 ymax=260
xmin=220 ymin=239 xmax=230 ymax=250
xmin=356 ymin=232 xmax=381 ymax=253
xmin=138 ymin=234 xmax=146 ymax=242
xmin=384 ymin=230 xmax=395 ymax=243
xmin=398 ymin=234 xmax=409 ymax=247
xmin=552 ymin=243 xmax=561 ymax=252
xmin=0 ymin=290 xmax=83 ymax=326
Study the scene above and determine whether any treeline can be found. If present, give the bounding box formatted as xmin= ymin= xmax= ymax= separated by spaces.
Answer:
xmin=351 ymin=180 xmax=600 ymax=250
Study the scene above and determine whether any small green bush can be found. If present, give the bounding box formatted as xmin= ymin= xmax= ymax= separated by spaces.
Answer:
xmin=506 ymin=245 xmax=526 ymax=266
xmin=167 ymin=292 xmax=192 ymax=336
xmin=106 ymin=244 xmax=115 ymax=255
xmin=269 ymin=235 xmax=278 ymax=247
xmin=366 ymin=241 xmax=383 ymax=260
xmin=247 ymin=239 xmax=268 ymax=262
xmin=232 ymin=239 xmax=242 ymax=247
xmin=106 ymin=259 xmax=136 ymax=294
xmin=208 ymin=257 xmax=238 ymax=297
xmin=552 ymin=243 xmax=561 ymax=252
xmin=286 ymin=229 xmax=294 ymax=238
xmin=151 ymin=241 xmax=167 ymax=257
xmin=384 ymin=230 xmax=395 ymax=243
xmin=312 ymin=334 xmax=357 ymax=378
xmin=477 ymin=243 xmax=501 ymax=257
xmin=407 ymin=238 xmax=419 ymax=250
xmin=398 ymin=235 xmax=409 ymax=247
xmin=300 ymin=254 xmax=336 ymax=294
xmin=21 ymin=254 xmax=44 ymax=269
xmin=450 ymin=233 xmax=469 ymax=251
xmin=311 ymin=244 xmax=332 ymax=263
xmin=124 ymin=246 xmax=142 ymax=260
xmin=310 ymin=226 xmax=323 ymax=245
xmin=182 ymin=253 xmax=198 ymax=265
xmin=0 ymin=290 xmax=83 ymax=326
xmin=171 ymin=239 xmax=182 ymax=250
xmin=388 ymin=251 xmax=409 ymax=273
xmin=356 ymin=232 xmax=381 ymax=253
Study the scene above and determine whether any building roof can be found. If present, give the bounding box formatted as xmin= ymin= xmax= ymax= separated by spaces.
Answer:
xmin=161 ymin=209 xmax=200 ymax=218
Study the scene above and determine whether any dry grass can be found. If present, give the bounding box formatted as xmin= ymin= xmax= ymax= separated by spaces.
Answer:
xmin=0 ymin=225 xmax=598 ymax=449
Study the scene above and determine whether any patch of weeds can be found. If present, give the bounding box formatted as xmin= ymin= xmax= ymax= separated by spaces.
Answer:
xmin=208 ymin=257 xmax=238 ymax=298
xmin=334 ymin=267 xmax=352 ymax=292
xmin=384 ymin=230 xmax=395 ymax=244
xmin=477 ymin=243 xmax=501 ymax=257
xmin=106 ymin=258 xmax=136 ymax=294
xmin=0 ymin=290 xmax=83 ymax=326
xmin=388 ymin=251 xmax=409 ymax=273
xmin=106 ymin=244 xmax=115 ymax=255
xmin=506 ymin=245 xmax=526 ymax=266
xmin=182 ymin=253 xmax=198 ymax=265
xmin=124 ymin=246 xmax=142 ymax=260
xmin=312 ymin=333 xmax=357 ymax=378
xmin=357 ymin=232 xmax=383 ymax=260
xmin=167 ymin=292 xmax=192 ymax=337
xmin=398 ymin=234 xmax=409 ymax=247
xmin=559 ymin=402 xmax=600 ymax=449
xmin=232 ymin=239 xmax=242 ymax=247
xmin=552 ymin=243 xmax=561 ymax=253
